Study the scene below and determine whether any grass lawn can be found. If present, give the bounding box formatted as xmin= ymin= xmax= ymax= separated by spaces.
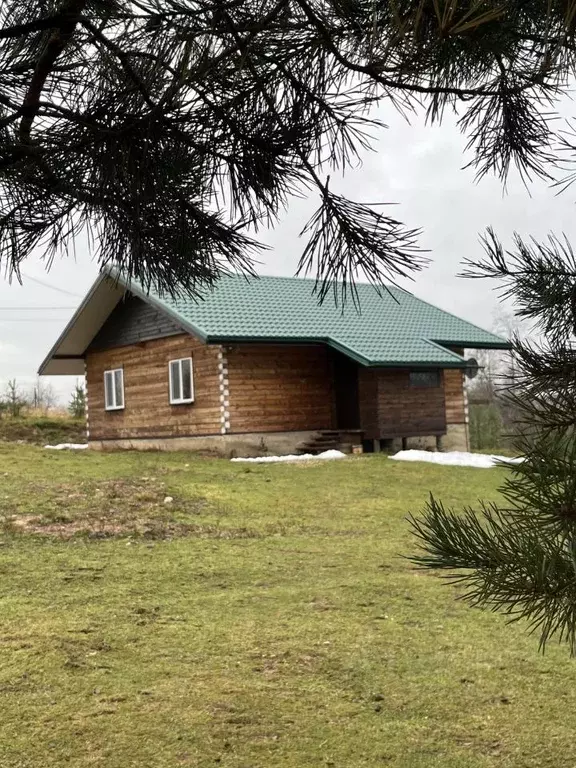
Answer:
xmin=0 ymin=444 xmax=574 ymax=768
xmin=0 ymin=415 xmax=86 ymax=445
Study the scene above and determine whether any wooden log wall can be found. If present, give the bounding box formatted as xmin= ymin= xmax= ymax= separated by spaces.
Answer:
xmin=86 ymin=329 xmax=467 ymax=443
xmin=226 ymin=344 xmax=335 ymax=433
xmin=86 ymin=334 xmax=222 ymax=440
xmin=358 ymin=368 xmax=447 ymax=439
xmin=444 ymin=369 xmax=466 ymax=425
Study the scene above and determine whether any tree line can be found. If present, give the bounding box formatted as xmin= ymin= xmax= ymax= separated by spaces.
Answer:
xmin=0 ymin=378 xmax=85 ymax=419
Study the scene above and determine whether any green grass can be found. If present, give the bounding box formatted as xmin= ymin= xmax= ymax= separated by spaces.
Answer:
xmin=0 ymin=445 xmax=574 ymax=767
xmin=0 ymin=414 xmax=86 ymax=445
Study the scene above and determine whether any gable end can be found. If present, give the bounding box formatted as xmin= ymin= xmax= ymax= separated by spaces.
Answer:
xmin=88 ymin=294 xmax=185 ymax=352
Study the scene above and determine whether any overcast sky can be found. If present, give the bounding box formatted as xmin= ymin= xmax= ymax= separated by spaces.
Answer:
xmin=2 ymin=101 xmax=574 ymax=403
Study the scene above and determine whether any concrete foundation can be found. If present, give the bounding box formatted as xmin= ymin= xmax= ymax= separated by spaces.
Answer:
xmin=441 ymin=423 xmax=470 ymax=452
xmin=404 ymin=435 xmax=437 ymax=451
xmin=89 ymin=424 xmax=470 ymax=456
xmin=89 ymin=430 xmax=321 ymax=458
xmin=380 ymin=427 xmax=469 ymax=454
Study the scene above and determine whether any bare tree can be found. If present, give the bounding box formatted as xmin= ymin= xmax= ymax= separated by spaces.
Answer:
xmin=30 ymin=377 xmax=58 ymax=414
xmin=468 ymin=310 xmax=522 ymax=403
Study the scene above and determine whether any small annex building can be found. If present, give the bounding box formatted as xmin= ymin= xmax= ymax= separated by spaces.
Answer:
xmin=39 ymin=271 xmax=509 ymax=455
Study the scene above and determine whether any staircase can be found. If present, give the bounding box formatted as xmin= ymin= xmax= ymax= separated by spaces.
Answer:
xmin=297 ymin=430 xmax=343 ymax=455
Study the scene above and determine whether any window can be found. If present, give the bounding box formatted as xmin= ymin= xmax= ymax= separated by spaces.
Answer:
xmin=104 ymin=368 xmax=124 ymax=410
xmin=169 ymin=357 xmax=194 ymax=404
xmin=409 ymin=370 xmax=440 ymax=388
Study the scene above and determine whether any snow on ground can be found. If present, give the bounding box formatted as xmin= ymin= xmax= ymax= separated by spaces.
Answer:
xmin=44 ymin=443 xmax=89 ymax=451
xmin=389 ymin=450 xmax=523 ymax=468
xmin=231 ymin=449 xmax=346 ymax=463
xmin=39 ymin=444 xmax=519 ymax=467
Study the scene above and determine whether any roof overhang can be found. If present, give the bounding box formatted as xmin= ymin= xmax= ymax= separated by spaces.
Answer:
xmin=432 ymin=337 xmax=512 ymax=351
xmin=39 ymin=270 xmax=512 ymax=376
xmin=206 ymin=336 xmax=473 ymax=368
xmin=39 ymin=274 xmax=125 ymax=375
xmin=38 ymin=270 xmax=209 ymax=375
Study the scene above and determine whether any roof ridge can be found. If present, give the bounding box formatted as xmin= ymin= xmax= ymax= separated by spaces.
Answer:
xmin=105 ymin=264 xmax=413 ymax=298
xmin=227 ymin=271 xmax=410 ymax=292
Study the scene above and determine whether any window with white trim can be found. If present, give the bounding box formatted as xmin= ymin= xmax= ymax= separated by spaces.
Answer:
xmin=169 ymin=357 xmax=194 ymax=404
xmin=104 ymin=368 xmax=124 ymax=410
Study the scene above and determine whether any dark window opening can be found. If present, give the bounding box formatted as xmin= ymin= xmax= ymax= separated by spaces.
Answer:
xmin=409 ymin=370 xmax=440 ymax=388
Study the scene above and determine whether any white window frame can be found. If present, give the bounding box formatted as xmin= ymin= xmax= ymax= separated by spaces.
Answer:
xmin=169 ymin=357 xmax=194 ymax=405
xmin=104 ymin=368 xmax=125 ymax=411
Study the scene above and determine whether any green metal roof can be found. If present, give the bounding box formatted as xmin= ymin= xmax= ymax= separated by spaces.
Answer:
xmin=130 ymin=274 xmax=508 ymax=368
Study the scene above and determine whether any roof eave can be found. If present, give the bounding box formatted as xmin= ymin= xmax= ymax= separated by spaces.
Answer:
xmin=433 ymin=338 xmax=511 ymax=351
xmin=206 ymin=335 xmax=373 ymax=366
xmin=365 ymin=359 xmax=468 ymax=369
xmin=38 ymin=272 xmax=111 ymax=375
xmin=205 ymin=335 xmax=470 ymax=368
xmin=39 ymin=269 xmax=212 ymax=376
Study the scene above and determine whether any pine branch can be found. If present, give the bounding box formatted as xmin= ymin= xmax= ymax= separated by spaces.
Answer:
xmin=0 ymin=0 xmax=575 ymax=292
xmin=410 ymin=496 xmax=576 ymax=652
xmin=18 ymin=0 xmax=87 ymax=144
xmin=410 ymin=227 xmax=576 ymax=654
xmin=0 ymin=12 xmax=78 ymax=40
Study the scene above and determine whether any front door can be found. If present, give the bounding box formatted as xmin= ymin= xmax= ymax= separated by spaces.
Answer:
xmin=332 ymin=351 xmax=360 ymax=429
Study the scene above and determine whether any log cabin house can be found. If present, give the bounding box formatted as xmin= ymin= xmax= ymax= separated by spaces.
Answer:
xmin=39 ymin=271 xmax=509 ymax=455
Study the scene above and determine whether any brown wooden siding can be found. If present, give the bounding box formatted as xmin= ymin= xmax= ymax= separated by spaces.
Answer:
xmin=359 ymin=368 xmax=447 ymax=439
xmin=85 ymin=329 xmax=467 ymax=442
xmin=227 ymin=344 xmax=334 ymax=433
xmin=86 ymin=334 xmax=221 ymax=440
xmin=444 ymin=369 xmax=466 ymax=424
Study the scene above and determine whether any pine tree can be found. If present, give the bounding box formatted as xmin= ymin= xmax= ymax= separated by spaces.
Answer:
xmin=68 ymin=381 xmax=86 ymax=419
xmin=1 ymin=1 xmax=575 ymax=297
xmin=4 ymin=378 xmax=27 ymax=417
xmin=410 ymin=228 xmax=576 ymax=653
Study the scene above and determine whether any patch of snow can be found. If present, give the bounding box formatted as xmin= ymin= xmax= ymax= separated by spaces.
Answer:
xmin=231 ymin=449 xmax=347 ymax=464
xmin=163 ymin=496 xmax=174 ymax=504
xmin=44 ymin=443 xmax=89 ymax=451
xmin=389 ymin=450 xmax=523 ymax=469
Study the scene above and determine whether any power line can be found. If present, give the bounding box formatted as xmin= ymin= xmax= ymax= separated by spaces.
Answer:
xmin=0 ymin=306 xmax=74 ymax=311
xmin=19 ymin=272 xmax=83 ymax=298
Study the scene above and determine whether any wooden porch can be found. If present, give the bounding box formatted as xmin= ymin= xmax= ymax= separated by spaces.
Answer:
xmin=327 ymin=349 xmax=466 ymax=452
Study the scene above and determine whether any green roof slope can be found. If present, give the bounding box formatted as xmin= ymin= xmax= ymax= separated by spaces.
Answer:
xmin=134 ymin=274 xmax=508 ymax=368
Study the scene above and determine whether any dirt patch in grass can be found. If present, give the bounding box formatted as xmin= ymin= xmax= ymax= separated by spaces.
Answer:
xmin=1 ymin=477 xmax=258 ymax=540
